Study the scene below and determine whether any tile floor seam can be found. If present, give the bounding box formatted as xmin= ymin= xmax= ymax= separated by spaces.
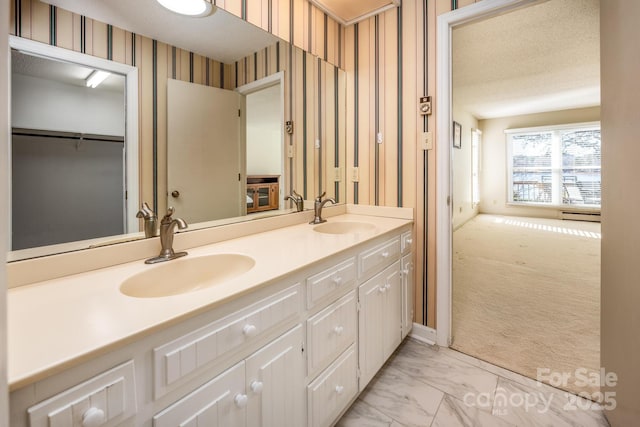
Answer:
xmin=427 ymin=391 xmax=446 ymax=427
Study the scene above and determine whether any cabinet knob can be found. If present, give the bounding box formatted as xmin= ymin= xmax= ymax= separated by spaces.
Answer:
xmin=332 ymin=276 xmax=343 ymax=285
xmin=335 ymin=385 xmax=344 ymax=395
xmin=402 ymin=269 xmax=409 ymax=276
xmin=378 ymin=286 xmax=387 ymax=293
xmin=406 ymin=238 xmax=413 ymax=245
xmin=242 ymin=324 xmax=258 ymax=337
xmin=385 ymin=283 xmax=391 ymax=290
xmin=250 ymin=380 xmax=264 ymax=394
xmin=82 ymin=407 xmax=106 ymax=427
xmin=381 ymin=251 xmax=390 ymax=258
xmin=234 ymin=393 xmax=249 ymax=408
xmin=333 ymin=325 xmax=344 ymax=336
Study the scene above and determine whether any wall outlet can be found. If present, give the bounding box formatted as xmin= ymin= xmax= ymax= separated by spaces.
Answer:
xmin=421 ymin=131 xmax=433 ymax=150
xmin=351 ymin=167 xmax=359 ymax=182
xmin=315 ymin=139 xmax=320 ymax=149
xmin=334 ymin=167 xmax=342 ymax=182
xmin=287 ymin=145 xmax=294 ymax=158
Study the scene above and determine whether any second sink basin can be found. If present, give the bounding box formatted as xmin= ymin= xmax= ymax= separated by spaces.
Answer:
xmin=120 ymin=254 xmax=255 ymax=298
xmin=313 ymin=221 xmax=377 ymax=235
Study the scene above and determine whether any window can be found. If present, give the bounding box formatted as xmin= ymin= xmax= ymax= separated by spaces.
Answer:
xmin=471 ymin=128 xmax=481 ymax=206
xmin=506 ymin=122 xmax=601 ymax=208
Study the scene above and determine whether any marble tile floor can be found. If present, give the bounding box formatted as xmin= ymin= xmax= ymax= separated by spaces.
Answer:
xmin=337 ymin=338 xmax=610 ymax=427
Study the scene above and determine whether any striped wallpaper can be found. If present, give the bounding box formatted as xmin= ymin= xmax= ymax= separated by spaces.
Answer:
xmin=9 ymin=0 xmax=481 ymax=328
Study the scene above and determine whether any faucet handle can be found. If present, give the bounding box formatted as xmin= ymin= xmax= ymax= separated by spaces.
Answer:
xmin=316 ymin=191 xmax=327 ymax=202
xmin=292 ymin=190 xmax=303 ymax=201
xmin=162 ymin=206 xmax=176 ymax=221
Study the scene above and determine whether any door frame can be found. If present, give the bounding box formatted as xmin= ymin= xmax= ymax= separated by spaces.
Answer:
xmin=435 ymin=0 xmax=543 ymax=347
xmin=8 ymin=36 xmax=139 ymax=235
xmin=236 ymin=71 xmax=286 ymax=211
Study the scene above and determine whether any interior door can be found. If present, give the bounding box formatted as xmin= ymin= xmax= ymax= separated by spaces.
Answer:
xmin=167 ymin=79 xmax=244 ymax=224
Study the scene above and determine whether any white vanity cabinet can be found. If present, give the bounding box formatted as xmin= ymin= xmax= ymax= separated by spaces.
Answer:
xmin=10 ymin=219 xmax=414 ymax=427
xmin=154 ymin=326 xmax=304 ymax=427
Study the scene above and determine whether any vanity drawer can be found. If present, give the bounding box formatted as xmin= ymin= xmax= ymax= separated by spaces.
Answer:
xmin=358 ymin=237 xmax=401 ymax=278
xmin=401 ymin=230 xmax=413 ymax=254
xmin=306 ymin=291 xmax=357 ymax=377
xmin=306 ymin=257 xmax=356 ymax=308
xmin=153 ymin=284 xmax=302 ymax=398
xmin=307 ymin=345 xmax=358 ymax=427
xmin=153 ymin=361 xmax=245 ymax=427
xmin=28 ymin=361 xmax=136 ymax=427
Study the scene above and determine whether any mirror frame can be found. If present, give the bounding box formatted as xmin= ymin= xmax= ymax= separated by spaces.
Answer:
xmin=8 ymin=35 xmax=139 ymax=260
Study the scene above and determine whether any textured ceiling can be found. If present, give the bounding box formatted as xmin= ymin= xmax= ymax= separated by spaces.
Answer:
xmin=452 ymin=0 xmax=600 ymax=120
xmin=42 ymin=0 xmax=279 ymax=63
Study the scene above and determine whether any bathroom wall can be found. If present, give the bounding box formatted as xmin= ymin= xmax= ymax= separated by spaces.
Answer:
xmin=478 ymin=106 xmax=600 ymax=219
xmin=1 ymin=0 xmax=9 ymax=420
xmin=8 ymin=0 xmax=483 ymax=328
xmin=601 ymin=1 xmax=640 ymax=424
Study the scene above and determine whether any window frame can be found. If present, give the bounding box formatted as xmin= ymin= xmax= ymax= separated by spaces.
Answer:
xmin=505 ymin=121 xmax=601 ymax=210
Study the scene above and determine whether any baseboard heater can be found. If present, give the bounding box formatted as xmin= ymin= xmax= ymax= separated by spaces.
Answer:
xmin=561 ymin=211 xmax=601 ymax=222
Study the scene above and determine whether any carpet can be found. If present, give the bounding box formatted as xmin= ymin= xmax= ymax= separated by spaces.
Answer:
xmin=451 ymin=214 xmax=601 ymax=396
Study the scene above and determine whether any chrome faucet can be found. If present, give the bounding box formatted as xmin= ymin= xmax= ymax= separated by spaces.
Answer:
xmin=310 ymin=192 xmax=336 ymax=224
xmin=136 ymin=202 xmax=158 ymax=238
xmin=145 ymin=207 xmax=188 ymax=264
xmin=285 ymin=190 xmax=305 ymax=212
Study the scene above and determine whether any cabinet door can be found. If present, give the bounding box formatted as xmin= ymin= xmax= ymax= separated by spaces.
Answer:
xmin=401 ymin=253 xmax=414 ymax=339
xmin=358 ymin=272 xmax=386 ymax=389
xmin=245 ymin=326 xmax=305 ymax=427
xmin=153 ymin=361 xmax=246 ymax=427
xmin=358 ymin=261 xmax=402 ymax=390
xmin=382 ymin=263 xmax=402 ymax=360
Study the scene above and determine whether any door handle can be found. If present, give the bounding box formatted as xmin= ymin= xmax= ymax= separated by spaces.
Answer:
xmin=171 ymin=190 xmax=180 ymax=198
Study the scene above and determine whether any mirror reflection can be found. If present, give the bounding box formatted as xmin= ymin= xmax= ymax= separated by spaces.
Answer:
xmin=8 ymin=1 xmax=346 ymax=261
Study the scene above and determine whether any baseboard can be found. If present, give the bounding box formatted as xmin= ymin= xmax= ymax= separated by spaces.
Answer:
xmin=408 ymin=323 xmax=437 ymax=345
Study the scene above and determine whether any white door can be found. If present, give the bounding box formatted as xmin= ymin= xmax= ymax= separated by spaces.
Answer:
xmin=245 ymin=325 xmax=305 ymax=427
xmin=167 ymin=79 xmax=244 ymax=224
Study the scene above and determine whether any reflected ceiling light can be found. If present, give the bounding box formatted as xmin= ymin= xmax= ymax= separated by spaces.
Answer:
xmin=85 ymin=70 xmax=111 ymax=88
xmin=156 ymin=0 xmax=214 ymax=17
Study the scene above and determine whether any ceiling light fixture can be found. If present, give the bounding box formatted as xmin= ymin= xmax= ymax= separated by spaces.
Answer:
xmin=156 ymin=0 xmax=214 ymax=17
xmin=86 ymin=70 xmax=111 ymax=88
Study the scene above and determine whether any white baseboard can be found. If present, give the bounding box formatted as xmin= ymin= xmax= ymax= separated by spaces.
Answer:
xmin=408 ymin=323 xmax=437 ymax=345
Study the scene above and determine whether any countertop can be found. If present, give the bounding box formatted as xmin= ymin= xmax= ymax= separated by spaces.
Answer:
xmin=8 ymin=213 xmax=412 ymax=391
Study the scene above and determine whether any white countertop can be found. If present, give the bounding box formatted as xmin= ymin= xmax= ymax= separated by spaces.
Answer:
xmin=8 ymin=213 xmax=412 ymax=391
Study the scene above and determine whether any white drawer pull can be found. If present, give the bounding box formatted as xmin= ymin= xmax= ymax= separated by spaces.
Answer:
xmin=379 ymin=286 xmax=386 ymax=293
xmin=332 ymin=276 xmax=343 ymax=285
xmin=381 ymin=251 xmax=390 ymax=258
xmin=402 ymin=269 xmax=409 ymax=276
xmin=333 ymin=325 xmax=344 ymax=336
xmin=406 ymin=238 xmax=413 ymax=245
xmin=242 ymin=324 xmax=258 ymax=337
xmin=82 ymin=407 xmax=106 ymax=427
xmin=335 ymin=385 xmax=344 ymax=395
xmin=250 ymin=380 xmax=264 ymax=394
xmin=385 ymin=283 xmax=391 ymax=290
xmin=234 ymin=393 xmax=249 ymax=408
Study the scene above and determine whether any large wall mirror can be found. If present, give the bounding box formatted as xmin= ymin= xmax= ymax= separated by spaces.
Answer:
xmin=8 ymin=0 xmax=347 ymax=261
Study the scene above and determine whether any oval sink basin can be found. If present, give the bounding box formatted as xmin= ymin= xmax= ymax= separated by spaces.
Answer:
xmin=313 ymin=221 xmax=377 ymax=235
xmin=120 ymin=254 xmax=255 ymax=298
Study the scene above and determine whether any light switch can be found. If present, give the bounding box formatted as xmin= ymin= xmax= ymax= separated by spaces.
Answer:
xmin=422 ymin=132 xmax=433 ymax=150
xmin=351 ymin=167 xmax=359 ymax=182
xmin=334 ymin=167 xmax=342 ymax=182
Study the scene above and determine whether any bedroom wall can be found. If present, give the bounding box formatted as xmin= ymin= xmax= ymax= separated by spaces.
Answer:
xmin=452 ymin=105 xmax=479 ymax=229
xmin=478 ymin=106 xmax=601 ymax=219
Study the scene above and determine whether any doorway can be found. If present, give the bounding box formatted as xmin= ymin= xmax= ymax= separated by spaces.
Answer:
xmin=438 ymin=0 xmax=601 ymax=396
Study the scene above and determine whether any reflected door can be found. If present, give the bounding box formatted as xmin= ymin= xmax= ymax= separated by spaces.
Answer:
xmin=167 ymin=79 xmax=244 ymax=223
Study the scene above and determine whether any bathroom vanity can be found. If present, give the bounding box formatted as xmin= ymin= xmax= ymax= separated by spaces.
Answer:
xmin=8 ymin=207 xmax=414 ymax=427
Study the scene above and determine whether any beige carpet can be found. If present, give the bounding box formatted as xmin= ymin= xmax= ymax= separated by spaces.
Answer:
xmin=451 ymin=214 xmax=601 ymax=396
